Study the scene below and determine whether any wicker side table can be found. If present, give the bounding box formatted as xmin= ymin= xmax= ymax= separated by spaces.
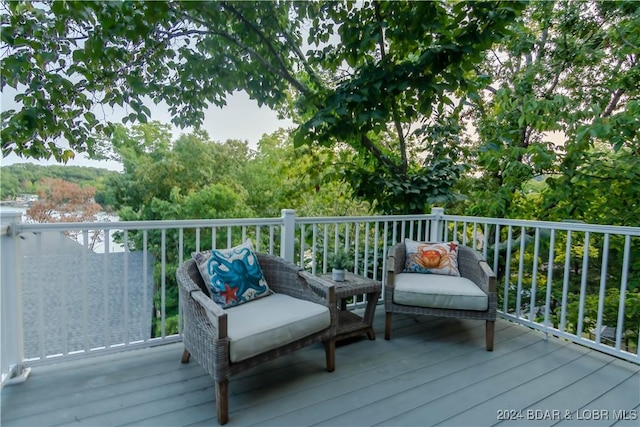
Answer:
xmin=320 ymin=272 xmax=382 ymax=342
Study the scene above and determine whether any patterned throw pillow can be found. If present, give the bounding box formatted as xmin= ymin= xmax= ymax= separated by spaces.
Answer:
xmin=404 ymin=239 xmax=461 ymax=277
xmin=192 ymin=239 xmax=271 ymax=308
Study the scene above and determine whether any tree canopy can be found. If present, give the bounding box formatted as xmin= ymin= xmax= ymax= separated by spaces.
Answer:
xmin=2 ymin=0 xmax=525 ymax=214
xmin=456 ymin=0 xmax=639 ymax=224
xmin=0 ymin=162 xmax=119 ymax=201
xmin=3 ymin=0 xmax=638 ymax=222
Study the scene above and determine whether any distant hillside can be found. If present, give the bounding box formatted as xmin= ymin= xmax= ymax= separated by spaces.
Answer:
xmin=1 ymin=163 xmax=121 ymax=207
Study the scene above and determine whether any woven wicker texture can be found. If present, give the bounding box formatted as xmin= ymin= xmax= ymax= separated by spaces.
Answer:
xmin=384 ymin=242 xmax=497 ymax=350
xmin=176 ymin=252 xmax=336 ymax=424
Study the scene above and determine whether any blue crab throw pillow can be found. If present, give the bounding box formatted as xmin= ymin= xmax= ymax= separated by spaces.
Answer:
xmin=192 ymin=239 xmax=271 ymax=308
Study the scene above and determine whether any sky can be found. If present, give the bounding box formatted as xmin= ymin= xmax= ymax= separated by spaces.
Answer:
xmin=1 ymin=91 xmax=294 ymax=172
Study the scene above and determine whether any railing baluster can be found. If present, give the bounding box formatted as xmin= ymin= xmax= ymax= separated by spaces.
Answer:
xmin=178 ymin=229 xmax=184 ymax=264
xmin=515 ymin=226 xmax=526 ymax=318
xmin=392 ymin=221 xmax=398 ymax=244
xmin=364 ymin=222 xmax=370 ymax=278
xmin=269 ymin=225 xmax=275 ymax=254
xmin=560 ymin=231 xmax=572 ymax=333
xmin=82 ymin=230 xmax=89 ymax=352
xmin=311 ymin=224 xmax=318 ymax=275
xmin=544 ymin=229 xmax=556 ymax=333
xmin=103 ymin=229 xmax=109 ymax=349
xmin=143 ymin=231 xmax=149 ymax=343
xmin=161 ymin=229 xmax=166 ymax=339
xmin=345 ymin=222 xmax=351 ymax=251
xmin=371 ymin=221 xmax=384 ymax=280
xmin=124 ymin=230 xmax=129 ymax=345
xmin=58 ymin=231 xmax=68 ymax=356
xmin=615 ymin=235 xmax=631 ymax=351
xmin=354 ymin=222 xmax=360 ymax=275
xmin=577 ymin=231 xmax=591 ymax=338
xmin=323 ymin=224 xmax=329 ymax=274
xmin=493 ymin=224 xmax=501 ymax=275
xmin=595 ymin=233 xmax=610 ymax=344
xmin=300 ymin=223 xmax=306 ymax=267
xmin=453 ymin=221 xmax=458 ymax=244
xmin=462 ymin=222 xmax=468 ymax=246
xmin=529 ymin=228 xmax=541 ymax=322
xmin=472 ymin=223 xmax=478 ymax=250
xmin=482 ymin=223 xmax=489 ymax=258
xmin=503 ymin=226 xmax=513 ymax=314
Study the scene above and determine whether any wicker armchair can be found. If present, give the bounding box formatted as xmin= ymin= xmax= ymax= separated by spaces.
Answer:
xmin=384 ymin=242 xmax=497 ymax=351
xmin=176 ymin=253 xmax=336 ymax=425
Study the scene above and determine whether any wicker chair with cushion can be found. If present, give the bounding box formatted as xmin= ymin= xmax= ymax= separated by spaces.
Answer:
xmin=384 ymin=241 xmax=497 ymax=351
xmin=176 ymin=252 xmax=336 ymax=425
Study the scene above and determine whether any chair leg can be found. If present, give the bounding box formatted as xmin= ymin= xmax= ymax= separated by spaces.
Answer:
xmin=181 ymin=349 xmax=191 ymax=363
xmin=385 ymin=312 xmax=392 ymax=340
xmin=324 ymin=338 xmax=335 ymax=372
xmin=486 ymin=320 xmax=495 ymax=351
xmin=216 ymin=379 xmax=229 ymax=425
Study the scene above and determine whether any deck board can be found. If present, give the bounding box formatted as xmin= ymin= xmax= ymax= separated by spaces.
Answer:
xmin=2 ymin=306 xmax=638 ymax=427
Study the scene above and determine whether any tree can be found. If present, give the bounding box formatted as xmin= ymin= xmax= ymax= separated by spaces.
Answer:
xmin=0 ymin=170 xmax=19 ymax=199
xmin=2 ymin=0 xmax=524 ymax=213
xmin=240 ymin=129 xmax=371 ymax=218
xmin=0 ymin=162 xmax=120 ymax=205
xmin=458 ymin=0 xmax=639 ymax=222
xmin=26 ymin=178 xmax=104 ymax=249
xmin=446 ymin=1 xmax=640 ymax=329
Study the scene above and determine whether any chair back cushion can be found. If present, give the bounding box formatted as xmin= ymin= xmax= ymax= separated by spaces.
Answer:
xmin=225 ymin=293 xmax=331 ymax=362
xmin=192 ymin=239 xmax=271 ymax=308
xmin=403 ymin=239 xmax=460 ymax=277
xmin=393 ymin=273 xmax=488 ymax=311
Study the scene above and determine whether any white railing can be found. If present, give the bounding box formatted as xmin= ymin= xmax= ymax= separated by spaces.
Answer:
xmin=440 ymin=213 xmax=640 ymax=364
xmin=1 ymin=208 xmax=638 ymax=386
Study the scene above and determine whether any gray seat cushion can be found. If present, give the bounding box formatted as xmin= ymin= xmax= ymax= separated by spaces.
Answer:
xmin=225 ymin=293 xmax=331 ymax=362
xmin=393 ymin=273 xmax=488 ymax=311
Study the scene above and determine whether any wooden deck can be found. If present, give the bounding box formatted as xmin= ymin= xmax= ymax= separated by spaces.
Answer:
xmin=2 ymin=306 xmax=639 ymax=427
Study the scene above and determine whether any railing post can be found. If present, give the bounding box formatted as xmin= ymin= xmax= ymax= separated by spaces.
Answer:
xmin=430 ymin=207 xmax=445 ymax=242
xmin=1 ymin=210 xmax=30 ymax=387
xmin=280 ymin=209 xmax=296 ymax=263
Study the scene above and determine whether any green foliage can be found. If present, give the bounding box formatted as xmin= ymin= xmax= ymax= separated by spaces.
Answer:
xmin=0 ymin=162 xmax=119 ymax=205
xmin=329 ymin=249 xmax=353 ymax=271
xmin=2 ymin=0 xmax=524 ymax=214
xmin=295 ymin=1 xmax=525 ymax=214
xmin=460 ymin=0 xmax=640 ymax=224
xmin=566 ymin=288 xmax=640 ymax=349
xmin=107 ymin=122 xmax=371 ymax=335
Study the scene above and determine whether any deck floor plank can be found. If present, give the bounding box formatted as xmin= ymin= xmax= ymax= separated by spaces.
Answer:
xmin=229 ymin=322 xmax=524 ymax=426
xmin=2 ymin=306 xmax=638 ymax=427
xmin=440 ymin=354 xmax=640 ymax=427
xmin=383 ymin=346 xmax=607 ymax=427
xmin=312 ymin=333 xmax=574 ymax=427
